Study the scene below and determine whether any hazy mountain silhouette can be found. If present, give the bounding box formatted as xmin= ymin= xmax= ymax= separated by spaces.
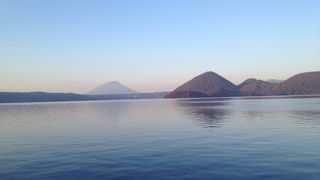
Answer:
xmin=265 ymin=79 xmax=283 ymax=84
xmin=87 ymin=81 xmax=137 ymax=95
xmin=165 ymin=71 xmax=239 ymax=98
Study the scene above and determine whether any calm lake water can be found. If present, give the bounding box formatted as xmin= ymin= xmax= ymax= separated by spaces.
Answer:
xmin=1 ymin=96 xmax=320 ymax=180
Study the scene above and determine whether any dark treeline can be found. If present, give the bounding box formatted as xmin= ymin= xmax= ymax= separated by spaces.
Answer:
xmin=0 ymin=92 xmax=168 ymax=103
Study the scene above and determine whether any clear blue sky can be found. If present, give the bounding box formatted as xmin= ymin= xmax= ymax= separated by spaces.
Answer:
xmin=1 ymin=0 xmax=319 ymax=93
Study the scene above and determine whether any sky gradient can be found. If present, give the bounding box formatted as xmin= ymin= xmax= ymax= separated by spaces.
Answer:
xmin=1 ymin=0 xmax=320 ymax=93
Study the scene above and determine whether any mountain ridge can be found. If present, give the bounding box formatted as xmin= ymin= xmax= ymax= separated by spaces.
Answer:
xmin=165 ymin=71 xmax=240 ymax=98
xmin=166 ymin=71 xmax=320 ymax=98
xmin=1 ymin=71 xmax=319 ymax=102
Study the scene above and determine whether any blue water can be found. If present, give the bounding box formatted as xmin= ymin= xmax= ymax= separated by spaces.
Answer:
xmin=0 ymin=96 xmax=320 ymax=179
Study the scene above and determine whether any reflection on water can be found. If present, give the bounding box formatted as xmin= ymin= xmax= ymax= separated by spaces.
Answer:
xmin=177 ymin=96 xmax=320 ymax=128
xmin=1 ymin=97 xmax=320 ymax=180
xmin=290 ymin=110 xmax=320 ymax=126
xmin=190 ymin=108 xmax=228 ymax=128
xmin=176 ymin=99 xmax=230 ymax=128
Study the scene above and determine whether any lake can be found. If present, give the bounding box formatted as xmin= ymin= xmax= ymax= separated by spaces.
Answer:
xmin=0 ymin=96 xmax=320 ymax=179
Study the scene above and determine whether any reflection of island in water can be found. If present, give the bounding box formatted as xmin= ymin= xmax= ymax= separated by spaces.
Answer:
xmin=190 ymin=108 xmax=229 ymax=128
xmin=176 ymin=99 xmax=231 ymax=128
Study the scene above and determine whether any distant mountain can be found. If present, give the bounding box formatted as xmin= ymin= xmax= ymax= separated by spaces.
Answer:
xmin=239 ymin=72 xmax=320 ymax=96
xmin=165 ymin=71 xmax=239 ymax=98
xmin=166 ymin=71 xmax=320 ymax=98
xmin=271 ymin=71 xmax=320 ymax=95
xmin=87 ymin=81 xmax=137 ymax=95
xmin=238 ymin=78 xmax=258 ymax=89
xmin=239 ymin=79 xmax=274 ymax=96
xmin=265 ymin=79 xmax=283 ymax=84
xmin=2 ymin=71 xmax=319 ymax=102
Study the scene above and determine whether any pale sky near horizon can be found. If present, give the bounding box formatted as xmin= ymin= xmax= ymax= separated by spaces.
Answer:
xmin=1 ymin=0 xmax=320 ymax=93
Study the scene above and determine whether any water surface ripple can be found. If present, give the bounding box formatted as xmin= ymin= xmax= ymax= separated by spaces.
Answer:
xmin=0 ymin=96 xmax=320 ymax=179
